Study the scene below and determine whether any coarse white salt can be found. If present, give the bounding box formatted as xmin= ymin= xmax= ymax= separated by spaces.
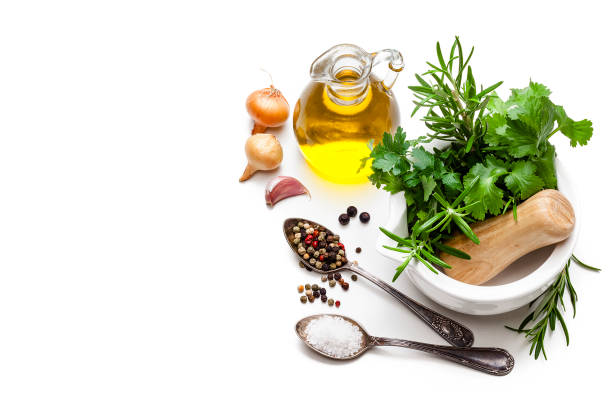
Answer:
xmin=304 ymin=316 xmax=364 ymax=358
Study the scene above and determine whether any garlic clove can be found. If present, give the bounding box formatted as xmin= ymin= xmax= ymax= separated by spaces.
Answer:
xmin=265 ymin=176 xmax=310 ymax=207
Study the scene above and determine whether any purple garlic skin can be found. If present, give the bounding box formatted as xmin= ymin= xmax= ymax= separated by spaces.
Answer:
xmin=265 ymin=176 xmax=310 ymax=207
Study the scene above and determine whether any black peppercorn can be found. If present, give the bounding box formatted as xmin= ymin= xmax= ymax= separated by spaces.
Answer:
xmin=321 ymin=295 xmax=327 ymax=302
xmin=334 ymin=272 xmax=341 ymax=280
xmin=342 ymin=282 xmax=349 ymax=290
xmin=320 ymin=288 xmax=326 ymax=295
xmin=322 ymin=263 xmax=329 ymax=271
xmin=356 ymin=247 xmax=362 ymax=253
xmin=313 ymin=291 xmax=320 ymax=298
xmin=327 ymin=273 xmax=333 ymax=280
xmin=359 ymin=212 xmax=370 ymax=223
xmin=351 ymin=274 xmax=358 ymax=281
xmin=338 ymin=213 xmax=350 ymax=225
xmin=347 ymin=206 xmax=358 ymax=217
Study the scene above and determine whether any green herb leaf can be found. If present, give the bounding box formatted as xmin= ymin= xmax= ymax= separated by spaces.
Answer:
xmin=462 ymin=156 xmax=507 ymax=219
xmin=420 ymin=175 xmax=436 ymax=201
xmin=555 ymin=105 xmax=593 ymax=147
xmin=504 ymin=161 xmax=545 ymax=199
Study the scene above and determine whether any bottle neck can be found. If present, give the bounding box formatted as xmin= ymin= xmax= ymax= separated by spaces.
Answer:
xmin=325 ymin=73 xmax=370 ymax=107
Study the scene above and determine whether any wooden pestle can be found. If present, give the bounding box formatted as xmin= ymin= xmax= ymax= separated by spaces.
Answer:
xmin=441 ymin=189 xmax=575 ymax=285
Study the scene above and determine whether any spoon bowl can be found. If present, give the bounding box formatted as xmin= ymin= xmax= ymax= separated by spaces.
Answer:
xmin=295 ymin=314 xmax=370 ymax=360
xmin=283 ymin=218 xmax=339 ymax=274
xmin=296 ymin=314 xmax=514 ymax=376
xmin=284 ymin=217 xmax=475 ymax=348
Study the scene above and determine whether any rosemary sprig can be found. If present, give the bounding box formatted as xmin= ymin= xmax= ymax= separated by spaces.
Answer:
xmin=506 ymin=255 xmax=600 ymax=359
xmin=408 ymin=36 xmax=502 ymax=153
xmin=379 ymin=178 xmax=479 ymax=281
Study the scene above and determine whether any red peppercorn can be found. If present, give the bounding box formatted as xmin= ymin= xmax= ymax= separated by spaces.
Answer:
xmin=312 ymin=241 xmax=318 ymax=248
xmin=313 ymin=230 xmax=319 ymax=237
xmin=335 ymin=300 xmax=340 ymax=307
xmin=338 ymin=243 xmax=345 ymax=250
xmin=319 ymin=255 xmax=325 ymax=261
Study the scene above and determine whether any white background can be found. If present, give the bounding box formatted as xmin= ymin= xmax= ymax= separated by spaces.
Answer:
xmin=1 ymin=0 xmax=610 ymax=406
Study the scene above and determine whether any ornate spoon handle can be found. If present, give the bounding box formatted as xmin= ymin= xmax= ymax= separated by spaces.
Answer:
xmin=348 ymin=264 xmax=474 ymax=348
xmin=370 ymin=336 xmax=514 ymax=376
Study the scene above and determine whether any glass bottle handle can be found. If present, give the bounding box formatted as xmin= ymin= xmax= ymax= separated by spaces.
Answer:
xmin=371 ymin=49 xmax=404 ymax=91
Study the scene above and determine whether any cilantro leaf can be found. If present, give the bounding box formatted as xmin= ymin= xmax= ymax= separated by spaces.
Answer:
xmin=441 ymin=171 xmax=463 ymax=191
xmin=485 ymin=96 xmax=556 ymax=158
xmin=554 ymin=105 xmax=593 ymax=147
xmin=534 ymin=143 xmax=557 ymax=189
xmin=420 ymin=175 xmax=436 ymax=201
xmin=485 ymin=81 xmax=593 ymax=157
xmin=463 ymin=156 xmax=508 ymax=220
xmin=504 ymin=161 xmax=545 ymax=199
xmin=411 ymin=146 xmax=435 ymax=170
xmin=508 ymin=81 xmax=551 ymax=104
xmin=368 ymin=171 xmax=405 ymax=194
xmin=372 ymin=152 xmax=401 ymax=172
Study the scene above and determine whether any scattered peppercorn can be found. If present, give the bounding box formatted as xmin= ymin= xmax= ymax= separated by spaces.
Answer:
xmin=298 ymin=285 xmax=304 ymax=293
xmin=312 ymin=284 xmax=319 ymax=291
xmin=308 ymin=296 xmax=315 ymax=303
xmin=329 ymin=280 xmax=336 ymax=287
xmin=351 ymin=274 xmax=358 ymax=281
xmin=328 ymin=298 xmax=334 ymax=306
xmin=313 ymin=291 xmax=320 ymax=298
xmin=338 ymin=213 xmax=350 ymax=225
xmin=305 ymin=289 xmax=313 ymax=296
xmin=327 ymin=272 xmax=333 ymax=280
xmin=321 ymin=275 xmax=327 ymax=282
xmin=334 ymin=272 xmax=341 ymax=280
xmin=319 ymin=288 xmax=326 ymax=295
xmin=342 ymin=282 xmax=349 ymax=290
xmin=347 ymin=206 xmax=357 ymax=217
xmin=335 ymin=300 xmax=340 ymax=307
xmin=300 ymin=296 xmax=307 ymax=303
xmin=321 ymin=295 xmax=327 ymax=302
xmin=305 ymin=284 xmax=311 ymax=290
xmin=359 ymin=212 xmax=370 ymax=223
xmin=356 ymin=247 xmax=362 ymax=253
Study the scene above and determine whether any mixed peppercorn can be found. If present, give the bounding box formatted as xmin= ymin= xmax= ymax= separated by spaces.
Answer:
xmin=287 ymin=220 xmax=348 ymax=271
xmin=297 ymin=271 xmax=357 ymax=307
xmin=289 ymin=217 xmax=363 ymax=308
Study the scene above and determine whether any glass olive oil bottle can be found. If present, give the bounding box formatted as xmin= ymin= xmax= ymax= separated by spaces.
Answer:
xmin=293 ymin=44 xmax=403 ymax=183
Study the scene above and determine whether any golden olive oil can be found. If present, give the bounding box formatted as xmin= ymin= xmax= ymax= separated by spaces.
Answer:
xmin=293 ymin=77 xmax=400 ymax=184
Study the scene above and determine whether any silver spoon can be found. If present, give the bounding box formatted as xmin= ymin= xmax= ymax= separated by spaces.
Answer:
xmin=296 ymin=314 xmax=514 ymax=376
xmin=284 ymin=217 xmax=474 ymax=348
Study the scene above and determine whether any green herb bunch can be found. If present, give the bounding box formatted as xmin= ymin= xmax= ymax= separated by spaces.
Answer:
xmin=364 ymin=37 xmax=593 ymax=279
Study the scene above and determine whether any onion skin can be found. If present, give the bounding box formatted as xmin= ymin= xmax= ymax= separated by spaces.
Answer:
xmin=246 ymin=86 xmax=289 ymax=135
xmin=239 ymin=133 xmax=283 ymax=182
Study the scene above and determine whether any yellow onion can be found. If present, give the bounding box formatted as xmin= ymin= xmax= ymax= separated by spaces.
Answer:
xmin=246 ymin=86 xmax=289 ymax=134
xmin=239 ymin=133 xmax=283 ymax=182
